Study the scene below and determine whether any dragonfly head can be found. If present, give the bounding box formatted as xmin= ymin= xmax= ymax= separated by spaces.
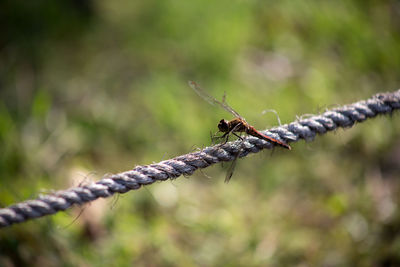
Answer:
xmin=218 ymin=119 xmax=229 ymax=133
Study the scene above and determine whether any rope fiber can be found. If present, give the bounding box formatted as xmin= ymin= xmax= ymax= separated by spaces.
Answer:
xmin=1 ymin=89 xmax=399 ymax=228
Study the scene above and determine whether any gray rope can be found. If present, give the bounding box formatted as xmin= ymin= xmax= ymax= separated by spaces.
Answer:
xmin=1 ymin=89 xmax=399 ymax=228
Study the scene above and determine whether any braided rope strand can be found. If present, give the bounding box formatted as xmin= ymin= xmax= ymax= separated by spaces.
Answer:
xmin=1 ymin=89 xmax=399 ymax=228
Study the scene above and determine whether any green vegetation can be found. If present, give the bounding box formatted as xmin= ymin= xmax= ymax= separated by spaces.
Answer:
xmin=1 ymin=0 xmax=400 ymax=266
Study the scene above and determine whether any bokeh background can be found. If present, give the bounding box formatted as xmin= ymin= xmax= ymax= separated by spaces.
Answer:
xmin=1 ymin=0 xmax=400 ymax=266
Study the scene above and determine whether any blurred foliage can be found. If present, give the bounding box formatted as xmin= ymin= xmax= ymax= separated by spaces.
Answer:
xmin=1 ymin=0 xmax=400 ymax=266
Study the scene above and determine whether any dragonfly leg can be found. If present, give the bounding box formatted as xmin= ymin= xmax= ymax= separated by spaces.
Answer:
xmin=211 ymin=131 xmax=229 ymax=146
xmin=210 ymin=131 xmax=222 ymax=144
xmin=221 ymin=123 xmax=244 ymax=144
xmin=232 ymin=132 xmax=244 ymax=141
xmin=212 ymin=132 xmax=230 ymax=145
xmin=211 ymin=130 xmax=233 ymax=145
xmin=222 ymin=132 xmax=230 ymax=144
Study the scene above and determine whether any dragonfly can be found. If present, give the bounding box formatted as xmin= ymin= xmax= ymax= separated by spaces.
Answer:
xmin=189 ymin=81 xmax=291 ymax=182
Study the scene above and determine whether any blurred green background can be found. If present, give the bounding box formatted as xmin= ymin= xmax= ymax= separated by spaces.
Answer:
xmin=1 ymin=0 xmax=400 ymax=266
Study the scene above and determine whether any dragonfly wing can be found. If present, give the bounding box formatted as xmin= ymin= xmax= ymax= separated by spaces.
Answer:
xmin=225 ymin=154 xmax=238 ymax=183
xmin=189 ymin=81 xmax=243 ymax=119
xmin=188 ymin=81 xmax=218 ymax=107
xmin=224 ymin=139 xmax=245 ymax=183
xmin=221 ymin=91 xmax=243 ymax=119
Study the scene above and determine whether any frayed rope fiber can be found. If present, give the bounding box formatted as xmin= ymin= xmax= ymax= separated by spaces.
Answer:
xmin=1 ymin=89 xmax=400 ymax=228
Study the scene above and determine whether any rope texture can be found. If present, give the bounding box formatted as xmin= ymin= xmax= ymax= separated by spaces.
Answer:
xmin=1 ymin=89 xmax=399 ymax=228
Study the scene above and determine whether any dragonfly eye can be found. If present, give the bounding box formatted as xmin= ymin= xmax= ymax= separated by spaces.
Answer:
xmin=218 ymin=119 xmax=229 ymax=132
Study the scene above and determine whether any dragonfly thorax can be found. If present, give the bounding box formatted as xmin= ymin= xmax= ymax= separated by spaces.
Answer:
xmin=218 ymin=119 xmax=230 ymax=132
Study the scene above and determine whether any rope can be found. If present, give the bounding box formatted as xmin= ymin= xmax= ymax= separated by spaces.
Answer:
xmin=1 ymin=89 xmax=399 ymax=228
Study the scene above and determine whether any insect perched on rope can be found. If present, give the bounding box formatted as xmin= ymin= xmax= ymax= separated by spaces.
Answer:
xmin=189 ymin=81 xmax=291 ymax=182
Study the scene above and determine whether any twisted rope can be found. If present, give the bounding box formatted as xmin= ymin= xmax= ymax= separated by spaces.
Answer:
xmin=1 ymin=89 xmax=399 ymax=228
